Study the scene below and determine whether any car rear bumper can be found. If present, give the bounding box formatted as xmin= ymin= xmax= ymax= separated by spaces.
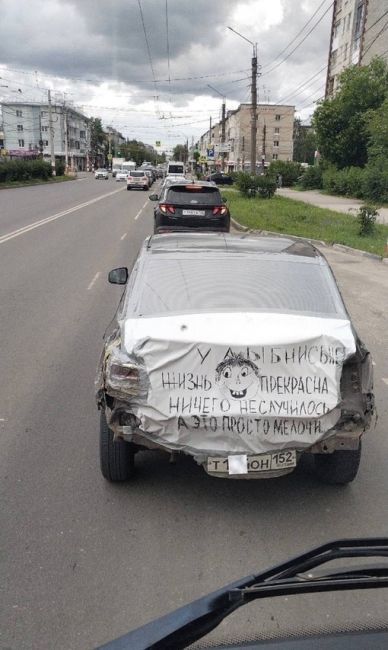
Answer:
xmin=155 ymin=215 xmax=230 ymax=232
xmin=127 ymin=183 xmax=149 ymax=189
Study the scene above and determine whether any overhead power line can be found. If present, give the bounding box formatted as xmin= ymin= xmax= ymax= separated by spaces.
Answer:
xmin=261 ymin=0 xmax=331 ymax=69
xmin=261 ymin=2 xmax=333 ymax=77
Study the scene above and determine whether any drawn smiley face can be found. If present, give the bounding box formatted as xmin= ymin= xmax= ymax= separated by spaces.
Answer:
xmin=216 ymin=354 xmax=260 ymax=400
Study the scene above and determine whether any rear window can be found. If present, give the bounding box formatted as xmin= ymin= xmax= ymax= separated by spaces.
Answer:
xmin=168 ymin=164 xmax=184 ymax=174
xmin=130 ymin=171 xmax=147 ymax=177
xmin=166 ymin=186 xmax=222 ymax=205
xmin=129 ymin=255 xmax=346 ymax=318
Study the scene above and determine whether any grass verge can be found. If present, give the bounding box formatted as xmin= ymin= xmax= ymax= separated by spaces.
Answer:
xmin=0 ymin=175 xmax=75 ymax=190
xmin=224 ymin=191 xmax=388 ymax=257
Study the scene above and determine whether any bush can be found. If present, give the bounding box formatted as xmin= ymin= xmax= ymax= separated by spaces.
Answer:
xmin=357 ymin=204 xmax=378 ymax=236
xmin=256 ymin=175 xmax=277 ymax=198
xmin=362 ymin=159 xmax=388 ymax=203
xmin=235 ymin=171 xmax=257 ymax=196
xmin=0 ymin=159 xmax=52 ymax=183
xmin=269 ymin=160 xmax=302 ymax=186
xmin=235 ymin=172 xmax=276 ymax=199
xmin=322 ymin=166 xmax=365 ymax=198
xmin=298 ymin=165 xmax=323 ymax=189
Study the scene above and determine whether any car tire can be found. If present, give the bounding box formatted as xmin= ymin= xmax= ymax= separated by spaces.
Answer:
xmin=127 ymin=186 xmax=131 ymax=191
xmin=99 ymin=410 xmax=135 ymax=482
xmin=314 ymin=444 xmax=361 ymax=485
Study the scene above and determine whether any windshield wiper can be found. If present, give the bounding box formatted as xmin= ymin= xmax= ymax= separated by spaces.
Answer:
xmin=97 ymin=538 xmax=388 ymax=650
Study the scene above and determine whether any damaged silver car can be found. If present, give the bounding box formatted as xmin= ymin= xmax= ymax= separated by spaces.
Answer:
xmin=95 ymin=233 xmax=374 ymax=484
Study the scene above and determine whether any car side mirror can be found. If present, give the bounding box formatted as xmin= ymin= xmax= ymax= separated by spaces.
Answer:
xmin=149 ymin=194 xmax=159 ymax=201
xmin=108 ymin=267 xmax=128 ymax=285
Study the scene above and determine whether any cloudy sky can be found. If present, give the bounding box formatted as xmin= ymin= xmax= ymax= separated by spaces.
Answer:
xmin=0 ymin=0 xmax=333 ymax=150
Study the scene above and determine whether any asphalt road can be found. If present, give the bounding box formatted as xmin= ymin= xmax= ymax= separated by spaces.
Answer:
xmin=1 ymin=175 xmax=388 ymax=650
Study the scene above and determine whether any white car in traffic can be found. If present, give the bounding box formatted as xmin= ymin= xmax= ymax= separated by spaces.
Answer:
xmin=95 ymin=168 xmax=109 ymax=180
xmin=116 ymin=171 xmax=129 ymax=182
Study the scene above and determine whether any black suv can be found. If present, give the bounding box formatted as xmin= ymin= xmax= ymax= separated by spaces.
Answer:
xmin=149 ymin=181 xmax=230 ymax=233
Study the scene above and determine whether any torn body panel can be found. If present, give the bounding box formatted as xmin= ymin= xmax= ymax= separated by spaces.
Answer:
xmin=96 ymin=313 xmax=374 ymax=472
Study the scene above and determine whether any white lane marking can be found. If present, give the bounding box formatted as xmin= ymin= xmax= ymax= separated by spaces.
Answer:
xmin=77 ymin=178 xmax=87 ymax=182
xmin=382 ymin=378 xmax=388 ymax=386
xmin=120 ymin=232 xmax=128 ymax=240
xmin=87 ymin=271 xmax=101 ymax=291
xmin=0 ymin=187 xmax=125 ymax=245
xmin=134 ymin=199 xmax=149 ymax=220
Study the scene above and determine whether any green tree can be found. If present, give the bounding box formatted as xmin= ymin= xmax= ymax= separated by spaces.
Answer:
xmin=89 ymin=117 xmax=105 ymax=164
xmin=172 ymin=143 xmax=188 ymax=161
xmin=313 ymin=58 xmax=388 ymax=168
xmin=366 ymin=98 xmax=388 ymax=160
xmin=293 ymin=119 xmax=316 ymax=164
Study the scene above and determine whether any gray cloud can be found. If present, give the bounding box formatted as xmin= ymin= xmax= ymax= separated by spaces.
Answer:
xmin=0 ymin=0 xmax=333 ymax=141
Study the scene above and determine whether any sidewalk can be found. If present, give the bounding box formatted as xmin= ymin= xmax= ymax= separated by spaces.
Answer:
xmin=277 ymin=187 xmax=388 ymax=225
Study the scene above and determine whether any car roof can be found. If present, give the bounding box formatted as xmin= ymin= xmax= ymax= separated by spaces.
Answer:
xmin=144 ymin=232 xmax=323 ymax=260
xmin=165 ymin=181 xmax=219 ymax=189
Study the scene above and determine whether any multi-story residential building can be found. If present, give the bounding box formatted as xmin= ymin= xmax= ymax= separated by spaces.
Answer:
xmin=104 ymin=126 xmax=126 ymax=154
xmin=198 ymin=103 xmax=295 ymax=171
xmin=326 ymin=0 xmax=388 ymax=96
xmin=1 ymin=102 xmax=90 ymax=170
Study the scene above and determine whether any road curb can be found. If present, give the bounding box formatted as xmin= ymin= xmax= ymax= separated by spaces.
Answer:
xmin=231 ymin=217 xmax=249 ymax=232
xmin=231 ymin=217 xmax=387 ymax=263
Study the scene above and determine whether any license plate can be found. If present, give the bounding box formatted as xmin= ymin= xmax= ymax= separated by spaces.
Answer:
xmin=207 ymin=450 xmax=297 ymax=474
xmin=182 ymin=209 xmax=206 ymax=216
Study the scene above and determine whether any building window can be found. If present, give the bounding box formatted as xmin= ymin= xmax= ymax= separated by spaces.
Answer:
xmin=41 ymin=125 xmax=48 ymax=132
xmin=80 ymin=130 xmax=86 ymax=139
xmin=331 ymin=49 xmax=338 ymax=65
xmin=333 ymin=20 xmax=341 ymax=37
xmin=273 ymin=140 xmax=279 ymax=147
xmin=18 ymin=139 xmax=25 ymax=147
xmin=274 ymin=127 xmax=279 ymax=134
xmin=16 ymin=109 xmax=23 ymax=117
xmin=343 ymin=42 xmax=348 ymax=60
xmin=275 ymin=114 xmax=281 ymax=121
xmin=327 ymin=77 xmax=335 ymax=95
xmin=43 ymin=140 xmax=49 ymax=147
xmin=75 ymin=141 xmax=80 ymax=150
xmin=17 ymin=124 xmax=23 ymax=132
xmin=347 ymin=13 xmax=351 ymax=30
xmin=272 ymin=153 xmax=278 ymax=160
xmin=355 ymin=4 xmax=364 ymax=35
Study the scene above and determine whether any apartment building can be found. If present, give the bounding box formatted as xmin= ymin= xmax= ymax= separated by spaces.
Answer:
xmin=1 ymin=102 xmax=90 ymax=169
xmin=326 ymin=0 xmax=388 ymax=96
xmin=198 ymin=103 xmax=294 ymax=171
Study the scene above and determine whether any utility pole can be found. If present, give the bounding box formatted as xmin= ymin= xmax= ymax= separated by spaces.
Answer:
xmin=47 ymin=89 xmax=56 ymax=176
xmin=251 ymin=44 xmax=258 ymax=175
xmin=221 ymin=98 xmax=226 ymax=171
xmin=208 ymin=84 xmax=226 ymax=171
xmin=227 ymin=27 xmax=258 ymax=174
xmin=262 ymin=123 xmax=266 ymax=170
xmin=64 ymin=105 xmax=68 ymax=174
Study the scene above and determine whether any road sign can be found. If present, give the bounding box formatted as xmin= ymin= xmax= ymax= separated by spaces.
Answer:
xmin=155 ymin=140 xmax=161 ymax=147
xmin=207 ymin=147 xmax=215 ymax=158
xmin=199 ymin=156 xmax=207 ymax=163
xmin=215 ymin=143 xmax=231 ymax=153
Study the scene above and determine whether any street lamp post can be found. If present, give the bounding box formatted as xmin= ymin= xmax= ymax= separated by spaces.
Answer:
xmin=227 ymin=26 xmax=258 ymax=175
xmin=207 ymin=84 xmax=226 ymax=172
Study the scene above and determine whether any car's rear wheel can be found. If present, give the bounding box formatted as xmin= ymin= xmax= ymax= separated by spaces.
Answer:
xmin=314 ymin=444 xmax=361 ymax=485
xmin=127 ymin=186 xmax=131 ymax=191
xmin=99 ymin=410 xmax=135 ymax=482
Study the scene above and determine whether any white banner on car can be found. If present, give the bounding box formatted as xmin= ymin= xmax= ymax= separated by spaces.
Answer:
xmin=122 ymin=312 xmax=356 ymax=456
